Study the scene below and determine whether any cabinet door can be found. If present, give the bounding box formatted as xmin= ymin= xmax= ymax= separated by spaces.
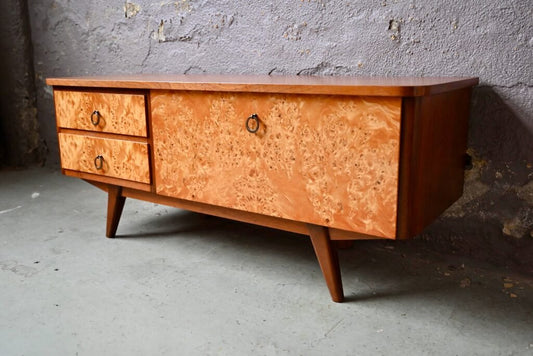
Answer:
xmin=151 ymin=91 xmax=401 ymax=238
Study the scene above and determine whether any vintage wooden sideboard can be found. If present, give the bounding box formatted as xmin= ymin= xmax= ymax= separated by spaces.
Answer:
xmin=46 ymin=74 xmax=478 ymax=302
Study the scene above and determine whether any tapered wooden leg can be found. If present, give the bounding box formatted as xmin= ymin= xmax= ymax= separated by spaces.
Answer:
xmin=308 ymin=224 xmax=344 ymax=303
xmin=106 ymin=185 xmax=126 ymax=238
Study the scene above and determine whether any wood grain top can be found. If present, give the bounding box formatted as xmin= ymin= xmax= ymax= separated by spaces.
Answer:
xmin=46 ymin=74 xmax=478 ymax=97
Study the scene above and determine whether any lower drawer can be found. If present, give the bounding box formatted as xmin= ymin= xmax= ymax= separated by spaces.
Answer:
xmin=58 ymin=133 xmax=150 ymax=183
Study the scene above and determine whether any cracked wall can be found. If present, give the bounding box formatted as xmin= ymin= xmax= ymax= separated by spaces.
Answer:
xmin=27 ymin=0 xmax=533 ymax=272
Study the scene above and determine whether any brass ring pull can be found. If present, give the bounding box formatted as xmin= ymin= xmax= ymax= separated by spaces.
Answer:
xmin=94 ymin=155 xmax=104 ymax=170
xmin=90 ymin=110 xmax=101 ymax=126
xmin=246 ymin=114 xmax=260 ymax=133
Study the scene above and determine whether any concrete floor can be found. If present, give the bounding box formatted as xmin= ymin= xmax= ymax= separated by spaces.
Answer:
xmin=1 ymin=167 xmax=532 ymax=356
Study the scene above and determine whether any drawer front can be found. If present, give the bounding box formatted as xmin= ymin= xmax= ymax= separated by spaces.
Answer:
xmin=151 ymin=91 xmax=401 ymax=238
xmin=54 ymin=90 xmax=147 ymax=136
xmin=58 ymin=133 xmax=150 ymax=183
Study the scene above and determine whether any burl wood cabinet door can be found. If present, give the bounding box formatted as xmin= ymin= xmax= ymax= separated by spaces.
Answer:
xmin=151 ymin=91 xmax=401 ymax=238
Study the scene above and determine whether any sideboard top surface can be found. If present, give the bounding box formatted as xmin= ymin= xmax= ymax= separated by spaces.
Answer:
xmin=46 ymin=74 xmax=479 ymax=97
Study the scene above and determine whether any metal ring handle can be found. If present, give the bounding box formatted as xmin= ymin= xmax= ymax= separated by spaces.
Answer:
xmin=94 ymin=155 xmax=104 ymax=170
xmin=90 ymin=110 xmax=101 ymax=126
xmin=246 ymin=114 xmax=260 ymax=133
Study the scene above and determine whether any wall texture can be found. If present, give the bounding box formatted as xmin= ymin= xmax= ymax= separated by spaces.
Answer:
xmin=26 ymin=0 xmax=532 ymax=271
xmin=0 ymin=0 xmax=46 ymax=166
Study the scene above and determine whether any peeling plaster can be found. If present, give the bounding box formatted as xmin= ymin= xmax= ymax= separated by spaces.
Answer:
xmin=502 ymin=208 xmax=533 ymax=239
xmin=517 ymin=180 xmax=533 ymax=206
xmin=388 ymin=19 xmax=401 ymax=41
xmin=444 ymin=153 xmax=490 ymax=219
xmin=297 ymin=62 xmax=350 ymax=75
xmin=156 ymin=19 xmax=165 ymax=42
xmin=124 ymin=2 xmax=140 ymax=18
xmin=174 ymin=0 xmax=192 ymax=13
xmin=283 ymin=23 xmax=307 ymax=41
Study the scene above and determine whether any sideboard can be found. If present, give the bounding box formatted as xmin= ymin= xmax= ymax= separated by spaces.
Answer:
xmin=46 ymin=74 xmax=478 ymax=302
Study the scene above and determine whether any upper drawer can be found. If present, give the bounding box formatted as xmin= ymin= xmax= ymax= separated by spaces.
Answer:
xmin=53 ymin=90 xmax=147 ymax=136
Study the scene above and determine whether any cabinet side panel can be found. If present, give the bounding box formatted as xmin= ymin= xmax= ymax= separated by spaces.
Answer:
xmin=151 ymin=91 xmax=401 ymax=238
xmin=397 ymin=88 xmax=472 ymax=238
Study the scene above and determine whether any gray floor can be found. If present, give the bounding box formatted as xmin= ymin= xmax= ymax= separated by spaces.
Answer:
xmin=1 ymin=167 xmax=532 ymax=356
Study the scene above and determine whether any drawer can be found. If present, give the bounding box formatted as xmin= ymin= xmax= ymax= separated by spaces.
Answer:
xmin=54 ymin=90 xmax=147 ymax=136
xmin=58 ymin=133 xmax=150 ymax=183
xmin=151 ymin=91 xmax=402 ymax=238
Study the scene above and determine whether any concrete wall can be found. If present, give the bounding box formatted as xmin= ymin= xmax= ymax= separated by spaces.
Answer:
xmin=24 ymin=1 xmax=533 ymax=271
xmin=0 ymin=0 xmax=46 ymax=166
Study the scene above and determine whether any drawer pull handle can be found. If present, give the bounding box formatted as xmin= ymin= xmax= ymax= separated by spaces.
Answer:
xmin=94 ymin=155 xmax=104 ymax=170
xmin=246 ymin=114 xmax=260 ymax=133
xmin=90 ymin=110 xmax=101 ymax=126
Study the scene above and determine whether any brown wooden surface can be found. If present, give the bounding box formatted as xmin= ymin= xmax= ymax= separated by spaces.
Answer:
xmin=151 ymin=90 xmax=401 ymax=238
xmin=329 ymin=228 xmax=385 ymax=240
xmin=58 ymin=133 xmax=150 ymax=183
xmin=54 ymin=89 xmax=147 ymax=136
xmin=396 ymin=88 xmax=472 ymax=238
xmin=145 ymin=91 xmax=158 ymax=194
xmin=47 ymin=75 xmax=479 ymax=97
xmin=122 ymin=186 xmax=311 ymax=235
xmin=118 ymin=185 xmax=389 ymax=240
xmin=68 ymin=170 xmax=152 ymax=192
xmin=308 ymin=224 xmax=344 ymax=302
xmin=58 ymin=128 xmax=149 ymax=143
xmin=49 ymin=75 xmax=478 ymax=242
xmin=106 ymin=185 xmax=126 ymax=238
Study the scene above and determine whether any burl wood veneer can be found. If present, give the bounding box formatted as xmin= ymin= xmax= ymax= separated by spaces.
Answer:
xmin=58 ymin=133 xmax=150 ymax=183
xmin=54 ymin=90 xmax=147 ymax=136
xmin=152 ymin=91 xmax=401 ymax=238
xmin=47 ymin=74 xmax=479 ymax=302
